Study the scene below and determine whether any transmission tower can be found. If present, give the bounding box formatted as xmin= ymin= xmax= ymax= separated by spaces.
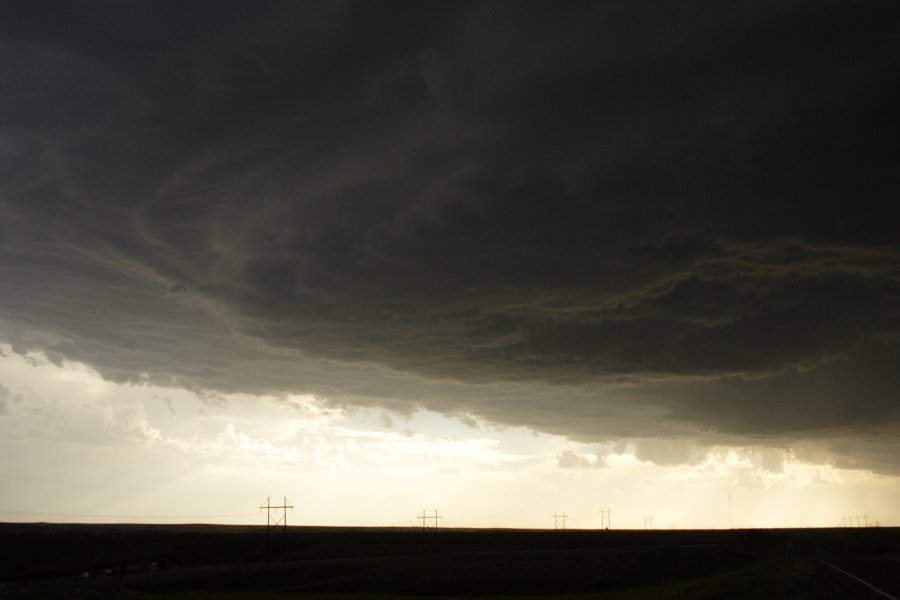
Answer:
xmin=418 ymin=509 xmax=443 ymax=530
xmin=728 ymin=488 xmax=732 ymax=529
xmin=598 ymin=508 xmax=612 ymax=530
xmin=644 ymin=514 xmax=653 ymax=530
xmin=553 ymin=512 xmax=568 ymax=531
xmin=259 ymin=496 xmax=293 ymax=556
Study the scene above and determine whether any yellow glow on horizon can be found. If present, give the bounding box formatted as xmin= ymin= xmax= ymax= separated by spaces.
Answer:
xmin=0 ymin=346 xmax=897 ymax=530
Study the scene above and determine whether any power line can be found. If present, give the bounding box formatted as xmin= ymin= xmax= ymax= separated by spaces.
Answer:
xmin=0 ymin=508 xmax=255 ymax=519
xmin=0 ymin=472 xmax=256 ymax=498
xmin=728 ymin=488 xmax=732 ymax=529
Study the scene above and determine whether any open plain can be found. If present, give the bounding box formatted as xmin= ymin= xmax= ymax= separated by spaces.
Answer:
xmin=1 ymin=523 xmax=898 ymax=599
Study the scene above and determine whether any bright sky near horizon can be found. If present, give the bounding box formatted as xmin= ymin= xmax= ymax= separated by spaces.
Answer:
xmin=1 ymin=346 xmax=896 ymax=530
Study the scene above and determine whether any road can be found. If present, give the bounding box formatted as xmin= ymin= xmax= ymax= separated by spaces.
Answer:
xmin=796 ymin=535 xmax=900 ymax=600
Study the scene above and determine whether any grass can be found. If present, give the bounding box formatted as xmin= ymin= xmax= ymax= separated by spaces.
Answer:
xmin=2 ymin=558 xmax=850 ymax=599
xmin=4 ymin=524 xmax=893 ymax=599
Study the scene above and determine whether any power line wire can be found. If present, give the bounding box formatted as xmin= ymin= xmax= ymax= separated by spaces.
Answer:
xmin=0 ymin=472 xmax=257 ymax=498
xmin=0 ymin=508 xmax=256 ymax=519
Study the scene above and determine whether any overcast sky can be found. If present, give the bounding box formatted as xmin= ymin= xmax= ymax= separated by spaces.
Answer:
xmin=1 ymin=1 xmax=898 ymax=528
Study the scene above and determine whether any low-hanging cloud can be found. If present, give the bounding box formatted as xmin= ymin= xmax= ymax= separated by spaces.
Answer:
xmin=1 ymin=1 xmax=898 ymax=471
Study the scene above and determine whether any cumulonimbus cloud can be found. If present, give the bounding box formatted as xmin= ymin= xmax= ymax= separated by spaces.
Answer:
xmin=1 ymin=1 xmax=898 ymax=471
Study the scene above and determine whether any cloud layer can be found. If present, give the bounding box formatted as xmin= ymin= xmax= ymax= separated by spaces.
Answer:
xmin=1 ymin=2 xmax=898 ymax=470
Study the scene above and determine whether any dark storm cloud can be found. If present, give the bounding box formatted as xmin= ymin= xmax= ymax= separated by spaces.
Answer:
xmin=1 ymin=2 xmax=898 ymax=469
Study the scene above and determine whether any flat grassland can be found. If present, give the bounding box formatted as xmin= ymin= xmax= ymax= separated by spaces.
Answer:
xmin=1 ymin=524 xmax=897 ymax=599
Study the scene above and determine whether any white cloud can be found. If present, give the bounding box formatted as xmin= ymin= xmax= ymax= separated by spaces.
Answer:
xmin=557 ymin=449 xmax=607 ymax=469
xmin=0 ymin=379 xmax=159 ymax=445
xmin=0 ymin=347 xmax=898 ymax=529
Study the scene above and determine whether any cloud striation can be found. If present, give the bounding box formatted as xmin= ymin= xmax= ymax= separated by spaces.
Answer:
xmin=1 ymin=1 xmax=898 ymax=471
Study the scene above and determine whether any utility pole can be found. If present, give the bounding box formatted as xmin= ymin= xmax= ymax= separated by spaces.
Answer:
xmin=259 ymin=496 xmax=293 ymax=557
xmin=644 ymin=515 xmax=653 ymax=530
xmin=728 ymin=488 xmax=732 ymax=529
xmin=261 ymin=497 xmax=271 ymax=550
xmin=598 ymin=508 xmax=612 ymax=530
xmin=553 ymin=512 xmax=568 ymax=531
xmin=418 ymin=509 xmax=443 ymax=531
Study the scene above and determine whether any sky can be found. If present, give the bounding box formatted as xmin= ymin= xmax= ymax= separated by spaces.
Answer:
xmin=0 ymin=1 xmax=898 ymax=529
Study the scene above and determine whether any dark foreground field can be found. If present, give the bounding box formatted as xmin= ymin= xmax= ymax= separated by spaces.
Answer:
xmin=1 ymin=523 xmax=898 ymax=599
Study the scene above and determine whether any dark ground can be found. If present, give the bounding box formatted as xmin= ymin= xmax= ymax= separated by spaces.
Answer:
xmin=0 ymin=523 xmax=897 ymax=599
